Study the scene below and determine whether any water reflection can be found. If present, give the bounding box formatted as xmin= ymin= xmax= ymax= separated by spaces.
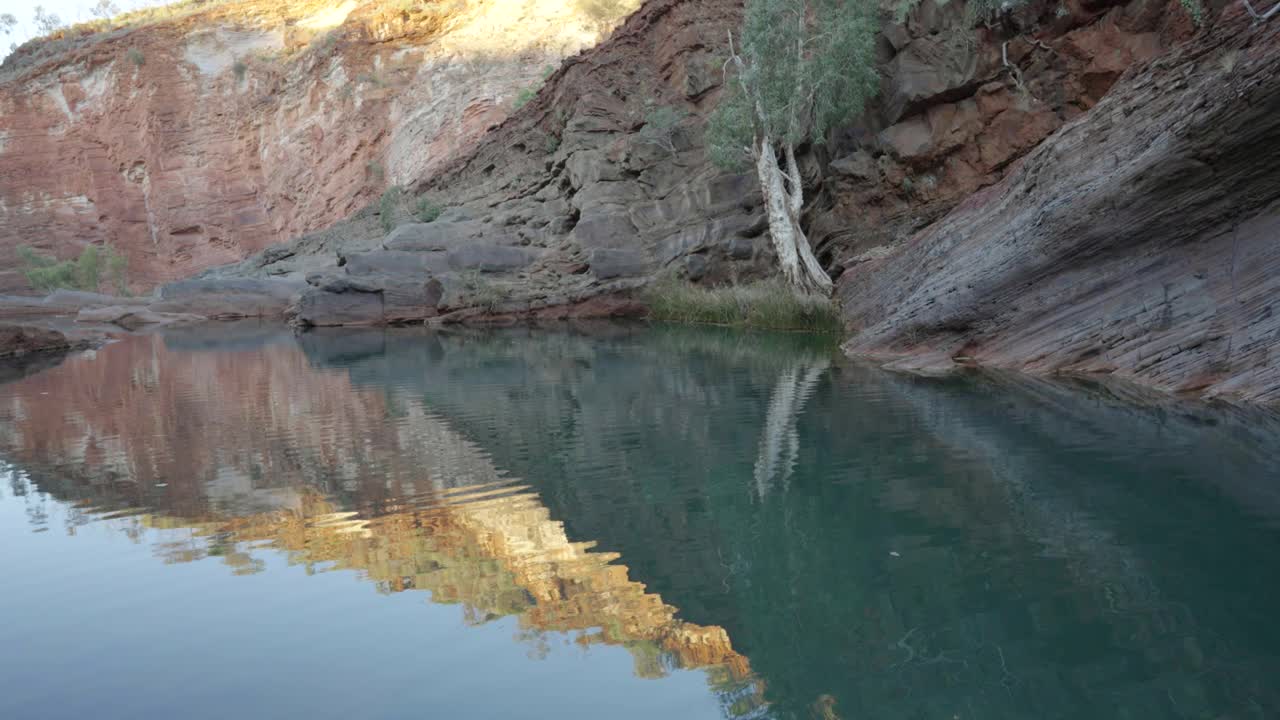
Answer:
xmin=0 ymin=328 xmax=758 ymax=708
xmin=2 ymin=323 xmax=1280 ymax=719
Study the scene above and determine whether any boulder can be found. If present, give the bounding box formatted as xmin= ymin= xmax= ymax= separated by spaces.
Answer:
xmin=883 ymin=34 xmax=981 ymax=123
xmin=341 ymin=251 xmax=452 ymax=278
xmin=383 ymin=222 xmax=474 ymax=252
xmin=76 ymin=306 xmax=206 ymax=329
xmin=589 ymin=249 xmax=651 ymax=280
xmin=152 ymin=278 xmax=305 ymax=318
xmin=292 ymin=287 xmax=385 ymax=327
xmin=447 ymin=245 xmax=541 ymax=273
xmin=0 ymin=324 xmax=74 ymax=358
xmin=43 ymin=290 xmax=149 ymax=310
xmin=570 ymin=212 xmax=637 ymax=250
xmin=683 ymin=254 xmax=709 ymax=281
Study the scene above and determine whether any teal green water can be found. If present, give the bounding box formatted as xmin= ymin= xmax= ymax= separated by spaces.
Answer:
xmin=1 ymin=324 xmax=1278 ymax=719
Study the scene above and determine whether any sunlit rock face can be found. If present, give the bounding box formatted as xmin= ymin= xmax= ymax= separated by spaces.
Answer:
xmin=0 ymin=0 xmax=621 ymax=294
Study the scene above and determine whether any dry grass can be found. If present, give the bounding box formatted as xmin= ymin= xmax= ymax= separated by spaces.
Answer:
xmin=644 ymin=278 xmax=843 ymax=334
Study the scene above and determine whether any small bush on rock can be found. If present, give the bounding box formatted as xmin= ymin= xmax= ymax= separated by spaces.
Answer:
xmin=379 ymin=185 xmax=403 ymax=233
xmin=19 ymin=244 xmax=128 ymax=294
xmin=414 ymin=198 xmax=444 ymax=223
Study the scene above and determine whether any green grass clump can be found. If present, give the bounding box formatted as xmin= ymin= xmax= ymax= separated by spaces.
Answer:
xmin=644 ymin=278 xmax=842 ymax=334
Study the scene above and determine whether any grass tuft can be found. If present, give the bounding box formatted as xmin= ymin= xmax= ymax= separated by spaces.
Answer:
xmin=644 ymin=278 xmax=842 ymax=334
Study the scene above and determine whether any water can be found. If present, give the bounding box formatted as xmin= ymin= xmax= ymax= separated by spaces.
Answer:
xmin=1 ymin=323 xmax=1279 ymax=720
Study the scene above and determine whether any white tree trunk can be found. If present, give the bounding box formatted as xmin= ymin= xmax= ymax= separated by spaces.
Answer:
xmin=753 ymin=356 xmax=830 ymax=497
xmin=754 ymin=137 xmax=833 ymax=296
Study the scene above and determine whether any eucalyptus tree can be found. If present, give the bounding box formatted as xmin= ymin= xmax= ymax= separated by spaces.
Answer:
xmin=709 ymin=0 xmax=878 ymax=296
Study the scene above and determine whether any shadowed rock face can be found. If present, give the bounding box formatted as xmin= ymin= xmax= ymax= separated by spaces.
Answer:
xmin=197 ymin=0 xmax=1196 ymax=330
xmin=839 ymin=7 xmax=1280 ymax=404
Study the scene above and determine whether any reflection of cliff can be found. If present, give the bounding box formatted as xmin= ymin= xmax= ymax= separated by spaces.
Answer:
xmin=0 ymin=329 xmax=758 ymax=703
xmin=6 ymin=324 xmax=1280 ymax=720
xmin=300 ymin=325 xmax=1280 ymax=720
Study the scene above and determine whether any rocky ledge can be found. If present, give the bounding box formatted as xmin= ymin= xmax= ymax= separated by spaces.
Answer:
xmin=839 ymin=6 xmax=1280 ymax=404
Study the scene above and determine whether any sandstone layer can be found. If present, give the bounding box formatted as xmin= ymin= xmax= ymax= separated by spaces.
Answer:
xmin=0 ymin=0 xmax=624 ymax=294
xmin=839 ymin=6 xmax=1280 ymax=404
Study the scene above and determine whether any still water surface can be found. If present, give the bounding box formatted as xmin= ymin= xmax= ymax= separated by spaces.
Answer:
xmin=1 ymin=323 xmax=1279 ymax=719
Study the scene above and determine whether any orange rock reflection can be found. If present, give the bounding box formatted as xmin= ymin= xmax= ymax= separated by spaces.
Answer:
xmin=0 ymin=332 xmax=760 ymax=699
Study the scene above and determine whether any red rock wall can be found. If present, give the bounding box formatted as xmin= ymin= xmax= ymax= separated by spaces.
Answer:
xmin=0 ymin=0 xmax=615 ymax=295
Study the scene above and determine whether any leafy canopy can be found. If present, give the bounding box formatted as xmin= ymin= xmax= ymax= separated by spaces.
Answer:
xmin=709 ymin=0 xmax=879 ymax=168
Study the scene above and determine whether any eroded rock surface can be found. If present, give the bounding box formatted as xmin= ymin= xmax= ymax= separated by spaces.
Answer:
xmin=0 ymin=0 xmax=624 ymax=294
xmin=840 ymin=7 xmax=1280 ymax=404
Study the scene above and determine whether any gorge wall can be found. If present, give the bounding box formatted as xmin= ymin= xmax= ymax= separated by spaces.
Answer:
xmin=839 ymin=5 xmax=1280 ymax=404
xmin=5 ymin=0 xmax=1278 ymax=403
xmin=0 ymin=0 xmax=626 ymax=294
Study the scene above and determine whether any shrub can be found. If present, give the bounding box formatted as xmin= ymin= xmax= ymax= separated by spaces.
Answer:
xmin=18 ymin=244 xmax=128 ymax=294
xmin=513 ymin=86 xmax=538 ymax=110
xmin=643 ymin=278 xmax=842 ymax=334
xmin=414 ymin=197 xmax=443 ymax=223
xmin=462 ymin=270 xmax=506 ymax=312
xmin=127 ymin=47 xmax=144 ymax=66
xmin=379 ymin=185 xmax=403 ymax=233
xmin=637 ymin=105 xmax=686 ymax=155
xmin=232 ymin=59 xmax=247 ymax=80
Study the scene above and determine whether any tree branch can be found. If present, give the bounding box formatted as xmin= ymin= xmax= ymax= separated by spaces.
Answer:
xmin=1240 ymin=0 xmax=1280 ymax=20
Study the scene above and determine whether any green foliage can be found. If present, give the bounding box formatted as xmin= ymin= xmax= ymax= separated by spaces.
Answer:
xmin=380 ymin=185 xmax=404 ymax=233
xmin=18 ymin=244 xmax=128 ymax=294
xmin=33 ymin=6 xmax=63 ymax=36
xmin=544 ymin=134 xmax=561 ymax=153
xmin=90 ymin=0 xmax=120 ymax=21
xmin=127 ymin=47 xmax=144 ymax=66
xmin=706 ymin=88 xmax=754 ymax=170
xmin=638 ymin=105 xmax=687 ymax=155
xmin=513 ymin=86 xmax=539 ymax=110
xmin=708 ymin=0 xmax=880 ymax=169
xmin=309 ymin=29 xmax=340 ymax=55
xmin=414 ymin=197 xmax=444 ymax=223
xmin=366 ymin=160 xmax=385 ymax=180
xmin=644 ymin=278 xmax=842 ymax=334
xmin=232 ymin=59 xmax=247 ymax=80
xmin=1179 ymin=0 xmax=1204 ymax=24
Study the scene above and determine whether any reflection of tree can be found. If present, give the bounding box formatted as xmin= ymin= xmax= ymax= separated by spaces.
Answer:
xmin=752 ymin=358 xmax=829 ymax=497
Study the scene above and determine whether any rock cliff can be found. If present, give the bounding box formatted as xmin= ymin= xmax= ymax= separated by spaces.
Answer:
xmin=0 ymin=0 xmax=624 ymax=294
xmin=208 ymin=0 xmax=1197 ymax=327
xmin=7 ymin=0 xmax=1278 ymax=403
xmin=839 ymin=5 xmax=1280 ymax=404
